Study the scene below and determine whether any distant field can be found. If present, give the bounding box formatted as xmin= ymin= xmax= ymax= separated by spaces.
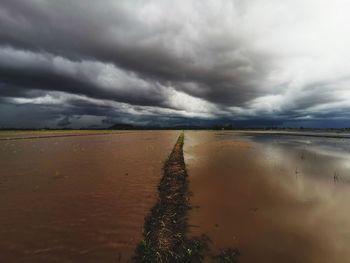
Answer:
xmin=0 ymin=130 xmax=124 ymax=140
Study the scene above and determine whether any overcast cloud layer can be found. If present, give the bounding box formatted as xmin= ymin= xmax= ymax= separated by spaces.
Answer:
xmin=1 ymin=0 xmax=350 ymax=128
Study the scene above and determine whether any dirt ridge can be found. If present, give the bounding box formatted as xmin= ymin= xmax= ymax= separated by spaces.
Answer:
xmin=134 ymin=132 xmax=208 ymax=262
xmin=134 ymin=132 xmax=239 ymax=262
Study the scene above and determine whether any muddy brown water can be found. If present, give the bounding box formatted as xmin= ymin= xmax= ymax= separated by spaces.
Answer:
xmin=0 ymin=131 xmax=179 ymax=263
xmin=185 ymin=131 xmax=350 ymax=263
xmin=2 ymin=130 xmax=350 ymax=262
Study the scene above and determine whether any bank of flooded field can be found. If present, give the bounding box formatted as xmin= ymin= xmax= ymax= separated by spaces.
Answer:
xmin=185 ymin=131 xmax=350 ymax=263
xmin=0 ymin=131 xmax=178 ymax=262
xmin=0 ymin=130 xmax=123 ymax=140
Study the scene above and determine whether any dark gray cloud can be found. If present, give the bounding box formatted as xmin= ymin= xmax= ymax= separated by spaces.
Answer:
xmin=0 ymin=0 xmax=350 ymax=128
xmin=57 ymin=116 xmax=71 ymax=127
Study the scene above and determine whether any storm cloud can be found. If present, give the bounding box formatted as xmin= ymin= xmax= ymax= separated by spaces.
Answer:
xmin=1 ymin=0 xmax=350 ymax=128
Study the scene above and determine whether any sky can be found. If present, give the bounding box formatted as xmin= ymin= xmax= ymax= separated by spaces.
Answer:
xmin=1 ymin=0 xmax=350 ymax=128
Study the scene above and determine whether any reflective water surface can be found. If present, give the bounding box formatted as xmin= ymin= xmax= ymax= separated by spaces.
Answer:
xmin=185 ymin=131 xmax=350 ymax=263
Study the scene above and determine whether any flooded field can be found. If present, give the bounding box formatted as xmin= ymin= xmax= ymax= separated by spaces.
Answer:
xmin=0 ymin=131 xmax=178 ymax=263
xmin=185 ymin=131 xmax=350 ymax=263
xmin=2 ymin=129 xmax=350 ymax=262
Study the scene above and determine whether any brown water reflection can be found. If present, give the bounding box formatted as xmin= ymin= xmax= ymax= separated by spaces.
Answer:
xmin=185 ymin=131 xmax=350 ymax=263
xmin=0 ymin=131 xmax=178 ymax=263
